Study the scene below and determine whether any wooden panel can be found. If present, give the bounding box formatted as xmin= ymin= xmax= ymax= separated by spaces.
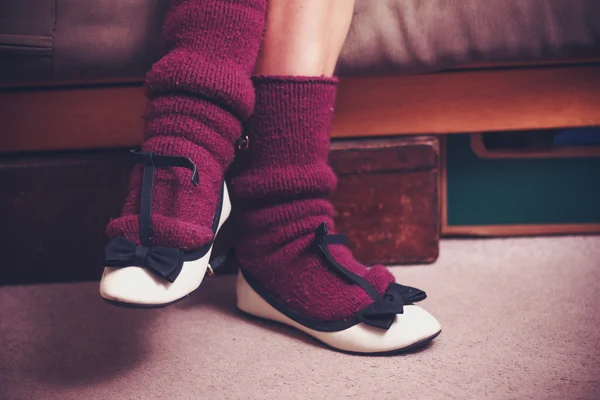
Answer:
xmin=332 ymin=64 xmax=600 ymax=137
xmin=470 ymin=133 xmax=600 ymax=159
xmin=443 ymin=223 xmax=600 ymax=237
xmin=0 ymin=85 xmax=146 ymax=152
xmin=2 ymin=64 xmax=600 ymax=153
xmin=439 ymin=136 xmax=449 ymax=233
xmin=452 ymin=56 xmax=600 ymax=70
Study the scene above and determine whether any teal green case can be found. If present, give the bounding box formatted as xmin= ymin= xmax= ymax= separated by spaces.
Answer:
xmin=445 ymin=134 xmax=600 ymax=228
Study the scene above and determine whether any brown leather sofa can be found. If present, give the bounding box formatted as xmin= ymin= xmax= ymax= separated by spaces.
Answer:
xmin=2 ymin=0 xmax=600 ymax=152
xmin=1 ymin=0 xmax=600 ymax=284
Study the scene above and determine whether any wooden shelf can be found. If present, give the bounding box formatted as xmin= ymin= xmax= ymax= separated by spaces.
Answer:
xmin=1 ymin=64 xmax=600 ymax=152
xmin=332 ymin=64 xmax=600 ymax=137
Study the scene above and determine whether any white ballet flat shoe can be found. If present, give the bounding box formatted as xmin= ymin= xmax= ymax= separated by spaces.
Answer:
xmin=99 ymin=151 xmax=231 ymax=308
xmin=236 ymin=270 xmax=440 ymax=354
xmin=235 ymin=222 xmax=441 ymax=354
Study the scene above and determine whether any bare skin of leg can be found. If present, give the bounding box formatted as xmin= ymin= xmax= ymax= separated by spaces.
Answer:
xmin=255 ymin=0 xmax=355 ymax=77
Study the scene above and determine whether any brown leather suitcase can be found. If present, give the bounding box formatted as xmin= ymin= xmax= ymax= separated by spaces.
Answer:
xmin=0 ymin=135 xmax=439 ymax=285
xmin=329 ymin=136 xmax=440 ymax=266
xmin=0 ymin=151 xmax=133 ymax=285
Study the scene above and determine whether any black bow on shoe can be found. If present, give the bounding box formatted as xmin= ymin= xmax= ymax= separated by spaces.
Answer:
xmin=387 ymin=282 xmax=427 ymax=304
xmin=314 ymin=222 xmax=427 ymax=330
xmin=357 ymin=284 xmax=428 ymax=329
xmin=103 ymin=150 xmax=200 ymax=283
xmin=358 ymin=291 xmax=405 ymax=329
xmin=104 ymin=237 xmax=184 ymax=283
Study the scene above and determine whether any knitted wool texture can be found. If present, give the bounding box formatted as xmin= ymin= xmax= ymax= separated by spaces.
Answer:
xmin=229 ymin=76 xmax=396 ymax=322
xmin=107 ymin=0 xmax=267 ymax=249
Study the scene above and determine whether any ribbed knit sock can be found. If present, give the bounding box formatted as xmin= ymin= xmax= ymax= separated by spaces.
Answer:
xmin=229 ymin=76 xmax=396 ymax=322
xmin=106 ymin=0 xmax=266 ymax=250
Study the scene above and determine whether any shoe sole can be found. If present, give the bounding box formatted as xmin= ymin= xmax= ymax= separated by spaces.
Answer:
xmin=102 ymin=292 xmax=194 ymax=309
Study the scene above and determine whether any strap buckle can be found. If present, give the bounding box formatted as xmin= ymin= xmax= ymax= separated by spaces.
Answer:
xmin=236 ymin=135 xmax=250 ymax=151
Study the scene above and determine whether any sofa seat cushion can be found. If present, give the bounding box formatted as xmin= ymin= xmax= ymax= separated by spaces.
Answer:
xmin=1 ymin=0 xmax=599 ymax=87
xmin=341 ymin=0 xmax=600 ymax=76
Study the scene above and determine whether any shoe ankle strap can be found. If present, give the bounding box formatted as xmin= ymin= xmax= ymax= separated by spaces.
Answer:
xmin=314 ymin=222 xmax=381 ymax=300
xmin=130 ymin=149 xmax=199 ymax=247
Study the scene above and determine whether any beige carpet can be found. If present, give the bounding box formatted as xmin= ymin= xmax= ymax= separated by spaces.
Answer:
xmin=1 ymin=236 xmax=599 ymax=400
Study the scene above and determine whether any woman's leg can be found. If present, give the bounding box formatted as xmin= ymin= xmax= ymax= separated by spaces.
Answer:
xmin=230 ymin=0 xmax=397 ymax=322
xmin=255 ymin=0 xmax=354 ymax=76
xmin=230 ymin=1 xmax=440 ymax=353
xmin=100 ymin=0 xmax=267 ymax=305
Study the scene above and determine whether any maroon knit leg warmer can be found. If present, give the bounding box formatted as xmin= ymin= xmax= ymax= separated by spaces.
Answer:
xmin=106 ymin=0 xmax=266 ymax=250
xmin=229 ymin=76 xmax=396 ymax=322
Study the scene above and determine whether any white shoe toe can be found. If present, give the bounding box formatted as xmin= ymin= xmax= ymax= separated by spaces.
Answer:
xmin=100 ymin=259 xmax=209 ymax=306
xmin=325 ymin=305 xmax=441 ymax=354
